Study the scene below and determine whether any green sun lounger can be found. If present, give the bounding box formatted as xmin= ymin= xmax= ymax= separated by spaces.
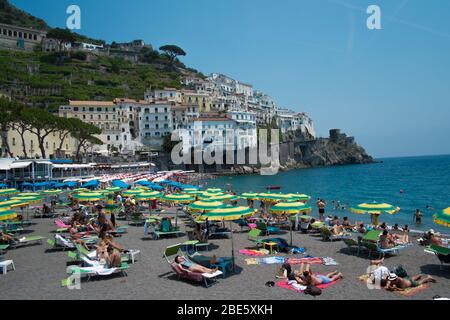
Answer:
xmin=320 ymin=227 xmax=350 ymax=241
xmin=11 ymin=235 xmax=45 ymax=248
xmin=425 ymin=244 xmax=450 ymax=270
xmin=363 ymin=230 xmax=382 ymax=242
xmin=62 ymin=262 xmax=129 ymax=285
xmin=248 ymin=229 xmax=265 ymax=247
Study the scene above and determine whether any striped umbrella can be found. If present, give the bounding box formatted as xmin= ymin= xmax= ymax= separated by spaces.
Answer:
xmin=286 ymin=193 xmax=311 ymax=202
xmin=183 ymin=190 xmax=205 ymax=195
xmin=199 ymin=206 xmax=255 ymax=272
xmin=270 ymin=202 xmax=312 ymax=245
xmin=72 ymin=188 xmax=89 ymax=193
xmin=105 ymin=187 xmax=122 ymax=192
xmin=188 ymin=200 xmax=225 ymax=213
xmin=72 ymin=192 xmax=105 ymax=202
xmin=205 ymin=188 xmax=223 ymax=194
xmin=258 ymin=193 xmax=295 ymax=203
xmin=350 ymin=202 xmax=400 ymax=226
xmin=0 ymin=199 xmax=27 ymax=209
xmin=134 ymin=191 xmax=162 ymax=201
xmin=209 ymin=194 xmax=239 ymax=203
xmin=11 ymin=196 xmax=41 ymax=203
xmin=0 ymin=188 xmax=19 ymax=196
xmin=0 ymin=209 xmax=17 ymax=221
xmin=160 ymin=194 xmax=195 ymax=204
xmin=41 ymin=189 xmax=63 ymax=195
xmin=16 ymin=192 xmax=41 ymax=198
xmin=433 ymin=207 xmax=450 ymax=228
xmin=240 ymin=192 xmax=259 ymax=200
xmin=122 ymin=189 xmax=145 ymax=196
xmin=198 ymin=192 xmax=225 ymax=200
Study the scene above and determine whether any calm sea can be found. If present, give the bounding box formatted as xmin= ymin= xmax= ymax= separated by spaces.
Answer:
xmin=208 ymin=155 xmax=450 ymax=234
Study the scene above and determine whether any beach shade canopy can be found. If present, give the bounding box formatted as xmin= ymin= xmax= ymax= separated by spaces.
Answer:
xmin=433 ymin=207 xmax=450 ymax=228
xmin=72 ymin=192 xmax=105 ymax=202
xmin=0 ymin=209 xmax=17 ymax=221
xmin=134 ymin=191 xmax=162 ymax=201
xmin=198 ymin=192 xmax=225 ymax=200
xmin=144 ymin=183 xmax=164 ymax=191
xmin=240 ymin=192 xmax=259 ymax=200
xmin=350 ymin=202 xmax=400 ymax=225
xmin=80 ymin=179 xmax=100 ymax=189
xmin=270 ymin=202 xmax=312 ymax=215
xmin=72 ymin=188 xmax=89 ymax=193
xmin=15 ymin=192 xmax=41 ymax=198
xmin=180 ymin=185 xmax=199 ymax=191
xmin=122 ymin=189 xmax=145 ymax=196
xmin=209 ymin=194 xmax=239 ymax=202
xmin=188 ymin=200 xmax=225 ymax=212
xmin=183 ymin=189 xmax=204 ymax=195
xmin=41 ymin=189 xmax=63 ymax=195
xmin=0 ymin=188 xmax=19 ymax=196
xmin=160 ymin=194 xmax=195 ymax=204
xmin=286 ymin=193 xmax=311 ymax=202
xmin=111 ymin=179 xmax=130 ymax=189
xmin=199 ymin=206 xmax=255 ymax=221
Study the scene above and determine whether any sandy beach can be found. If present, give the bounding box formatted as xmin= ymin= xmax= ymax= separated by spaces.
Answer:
xmin=0 ymin=208 xmax=448 ymax=300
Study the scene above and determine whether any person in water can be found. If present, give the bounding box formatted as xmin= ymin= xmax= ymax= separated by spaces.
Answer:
xmin=414 ymin=209 xmax=422 ymax=224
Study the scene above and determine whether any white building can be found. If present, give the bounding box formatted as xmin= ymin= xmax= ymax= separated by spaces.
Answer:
xmin=145 ymin=88 xmax=182 ymax=103
xmin=139 ymin=102 xmax=173 ymax=148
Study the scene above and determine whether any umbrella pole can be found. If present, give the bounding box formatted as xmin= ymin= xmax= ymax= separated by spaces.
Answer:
xmin=230 ymin=221 xmax=236 ymax=273
xmin=290 ymin=221 xmax=293 ymax=246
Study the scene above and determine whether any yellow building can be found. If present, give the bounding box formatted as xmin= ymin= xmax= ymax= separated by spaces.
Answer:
xmin=180 ymin=90 xmax=211 ymax=112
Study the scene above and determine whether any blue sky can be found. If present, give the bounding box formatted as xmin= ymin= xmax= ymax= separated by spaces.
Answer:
xmin=11 ymin=0 xmax=450 ymax=158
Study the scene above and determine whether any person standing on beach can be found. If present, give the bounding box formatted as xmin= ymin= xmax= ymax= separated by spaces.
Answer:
xmin=414 ymin=209 xmax=422 ymax=224
xmin=317 ymin=199 xmax=326 ymax=221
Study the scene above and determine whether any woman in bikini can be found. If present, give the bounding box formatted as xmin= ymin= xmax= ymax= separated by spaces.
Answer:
xmin=302 ymin=264 xmax=343 ymax=286
xmin=174 ymin=255 xmax=218 ymax=274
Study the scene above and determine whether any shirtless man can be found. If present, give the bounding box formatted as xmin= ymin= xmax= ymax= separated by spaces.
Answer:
xmin=386 ymin=273 xmax=436 ymax=291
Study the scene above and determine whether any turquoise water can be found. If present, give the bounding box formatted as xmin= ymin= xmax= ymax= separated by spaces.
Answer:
xmin=208 ymin=155 xmax=450 ymax=234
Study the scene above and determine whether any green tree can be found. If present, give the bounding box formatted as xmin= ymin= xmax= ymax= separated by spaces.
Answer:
xmin=159 ymin=44 xmax=186 ymax=67
xmin=69 ymin=120 xmax=102 ymax=160
xmin=162 ymin=132 xmax=179 ymax=153
xmin=0 ymin=97 xmax=22 ymax=157
xmin=21 ymin=108 xmax=61 ymax=159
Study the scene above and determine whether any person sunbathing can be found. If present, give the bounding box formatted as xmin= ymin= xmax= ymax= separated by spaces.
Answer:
xmin=331 ymin=224 xmax=346 ymax=236
xmin=302 ymin=264 xmax=343 ymax=286
xmin=386 ymin=273 xmax=436 ymax=291
xmin=174 ymin=255 xmax=218 ymax=274
xmin=342 ymin=217 xmax=354 ymax=230
xmin=0 ymin=230 xmax=13 ymax=244
xmin=97 ymin=244 xmax=122 ymax=268
xmin=357 ymin=223 xmax=367 ymax=234
xmin=379 ymin=230 xmax=396 ymax=248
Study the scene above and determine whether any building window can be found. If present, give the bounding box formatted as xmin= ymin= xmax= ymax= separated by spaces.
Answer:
xmin=164 ymin=108 xmax=167 ymax=112
xmin=90 ymin=115 xmax=93 ymax=119
xmin=98 ymin=115 xmax=101 ymax=120
xmin=144 ymin=108 xmax=149 ymax=113
xmin=107 ymin=136 xmax=110 ymax=141
xmin=89 ymin=107 xmax=94 ymax=112
xmin=73 ymin=107 xmax=79 ymax=111
xmin=155 ymin=116 xmax=158 ymax=121
xmin=155 ymin=124 xmax=159 ymax=129
xmin=155 ymin=108 xmax=158 ymax=113
xmin=116 ymin=135 xmax=119 ymax=141
xmin=12 ymin=137 xmax=16 ymax=146
xmin=105 ymin=115 xmax=109 ymax=120
xmin=33 ymin=34 xmax=37 ymax=40
xmin=97 ymin=107 xmax=102 ymax=112
xmin=83 ymin=115 xmax=86 ymax=119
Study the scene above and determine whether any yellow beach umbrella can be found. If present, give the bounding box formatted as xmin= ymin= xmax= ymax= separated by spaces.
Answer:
xmin=0 ymin=209 xmax=17 ymax=221
xmin=350 ymin=202 xmax=400 ymax=226
xmin=72 ymin=192 xmax=105 ymax=202
xmin=433 ymin=207 xmax=450 ymax=228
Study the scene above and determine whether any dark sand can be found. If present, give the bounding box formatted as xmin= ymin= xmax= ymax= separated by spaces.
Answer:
xmin=1 ymin=210 xmax=449 ymax=300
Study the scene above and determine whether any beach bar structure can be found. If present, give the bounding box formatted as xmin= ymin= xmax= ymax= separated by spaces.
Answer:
xmin=0 ymin=158 xmax=155 ymax=188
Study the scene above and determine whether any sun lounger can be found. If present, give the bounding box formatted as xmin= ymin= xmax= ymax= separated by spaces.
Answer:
xmin=47 ymin=234 xmax=75 ymax=250
xmin=164 ymin=243 xmax=222 ymax=287
xmin=10 ymin=235 xmax=45 ymax=248
xmin=425 ymin=244 xmax=450 ymax=270
xmin=256 ymin=221 xmax=280 ymax=235
xmin=248 ymin=229 xmax=265 ymax=247
xmin=63 ymin=262 xmax=129 ymax=284
xmin=320 ymin=227 xmax=350 ymax=241
xmin=145 ymin=220 xmax=182 ymax=240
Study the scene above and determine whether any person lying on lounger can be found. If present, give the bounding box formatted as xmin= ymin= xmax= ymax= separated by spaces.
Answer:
xmin=0 ymin=230 xmax=13 ymax=243
xmin=342 ymin=217 xmax=354 ymax=230
xmin=331 ymin=224 xmax=346 ymax=236
xmin=380 ymin=230 xmax=408 ymax=248
xmin=302 ymin=263 xmax=343 ymax=286
xmin=385 ymin=273 xmax=436 ymax=291
xmin=174 ymin=255 xmax=218 ymax=274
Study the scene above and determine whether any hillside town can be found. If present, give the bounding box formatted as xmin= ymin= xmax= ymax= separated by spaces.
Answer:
xmin=0 ymin=21 xmax=316 ymax=160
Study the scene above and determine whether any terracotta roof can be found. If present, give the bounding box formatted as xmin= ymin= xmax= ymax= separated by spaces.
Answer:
xmin=69 ymin=100 xmax=115 ymax=106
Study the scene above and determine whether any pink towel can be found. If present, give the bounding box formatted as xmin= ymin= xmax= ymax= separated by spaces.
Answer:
xmin=239 ymin=249 xmax=267 ymax=257
xmin=285 ymin=257 xmax=323 ymax=265
xmin=276 ymin=278 xmax=340 ymax=293
xmin=248 ymin=223 xmax=257 ymax=229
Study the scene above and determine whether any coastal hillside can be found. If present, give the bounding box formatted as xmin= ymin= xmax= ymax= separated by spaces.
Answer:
xmin=0 ymin=0 xmax=48 ymax=30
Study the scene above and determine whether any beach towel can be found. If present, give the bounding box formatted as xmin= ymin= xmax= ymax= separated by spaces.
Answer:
xmin=358 ymin=274 xmax=430 ymax=297
xmin=245 ymin=256 xmax=285 ymax=265
xmin=246 ymin=256 xmax=338 ymax=266
xmin=285 ymin=257 xmax=324 ymax=265
xmin=276 ymin=278 xmax=340 ymax=293
xmin=239 ymin=249 xmax=269 ymax=257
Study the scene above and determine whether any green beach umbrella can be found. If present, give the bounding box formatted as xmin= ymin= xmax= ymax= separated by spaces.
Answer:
xmin=350 ymin=202 xmax=400 ymax=226
xmin=258 ymin=193 xmax=295 ymax=203
xmin=160 ymin=193 xmax=195 ymax=204
xmin=72 ymin=188 xmax=89 ymax=193
xmin=0 ymin=209 xmax=17 ymax=221
xmin=134 ymin=191 xmax=162 ymax=201
xmin=0 ymin=199 xmax=27 ymax=209
xmin=270 ymin=202 xmax=312 ymax=245
xmin=240 ymin=192 xmax=259 ymax=200
xmin=188 ymin=200 xmax=225 ymax=213
xmin=205 ymin=188 xmax=223 ymax=194
xmin=105 ymin=186 xmax=122 ymax=192
xmin=286 ymin=193 xmax=311 ymax=202
xmin=41 ymin=189 xmax=63 ymax=195
xmin=183 ymin=190 xmax=205 ymax=196
xmin=122 ymin=189 xmax=145 ymax=196
xmin=11 ymin=196 xmax=41 ymax=203
xmin=0 ymin=188 xmax=19 ymax=196
xmin=433 ymin=207 xmax=450 ymax=228
xmin=270 ymin=202 xmax=312 ymax=214
xmin=209 ymin=194 xmax=239 ymax=203
xmin=198 ymin=192 xmax=225 ymax=199
xmin=199 ymin=206 xmax=256 ymax=272
xmin=16 ymin=192 xmax=41 ymax=198
xmin=72 ymin=192 xmax=105 ymax=202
